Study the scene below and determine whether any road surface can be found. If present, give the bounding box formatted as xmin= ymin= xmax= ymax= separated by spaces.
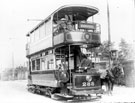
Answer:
xmin=0 ymin=80 xmax=135 ymax=103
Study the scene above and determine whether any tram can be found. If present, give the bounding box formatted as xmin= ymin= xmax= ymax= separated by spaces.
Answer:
xmin=26 ymin=5 xmax=103 ymax=100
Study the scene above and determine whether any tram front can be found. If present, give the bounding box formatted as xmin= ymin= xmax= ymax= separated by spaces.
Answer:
xmin=53 ymin=5 xmax=103 ymax=98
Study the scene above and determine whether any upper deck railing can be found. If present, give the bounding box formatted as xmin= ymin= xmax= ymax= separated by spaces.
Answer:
xmin=53 ymin=20 xmax=101 ymax=35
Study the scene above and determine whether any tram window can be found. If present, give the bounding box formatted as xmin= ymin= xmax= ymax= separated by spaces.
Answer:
xmin=46 ymin=54 xmax=54 ymax=70
xmin=48 ymin=59 xmax=54 ymax=69
xmin=32 ymin=60 xmax=36 ymax=70
xmin=48 ymin=50 xmax=53 ymax=54
xmin=41 ymin=58 xmax=46 ymax=70
xmin=36 ymin=59 xmax=40 ymax=70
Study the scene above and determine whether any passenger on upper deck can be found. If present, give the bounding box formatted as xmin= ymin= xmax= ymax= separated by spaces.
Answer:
xmin=67 ymin=21 xmax=74 ymax=31
xmin=57 ymin=15 xmax=74 ymax=32
xmin=57 ymin=18 xmax=67 ymax=32
xmin=65 ymin=15 xmax=74 ymax=30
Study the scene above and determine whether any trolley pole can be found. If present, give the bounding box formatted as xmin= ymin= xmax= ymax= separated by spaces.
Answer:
xmin=107 ymin=0 xmax=111 ymax=70
xmin=27 ymin=19 xmax=44 ymax=22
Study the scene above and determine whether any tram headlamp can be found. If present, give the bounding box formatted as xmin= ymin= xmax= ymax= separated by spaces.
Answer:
xmin=86 ymin=75 xmax=92 ymax=82
xmin=84 ymin=33 xmax=91 ymax=41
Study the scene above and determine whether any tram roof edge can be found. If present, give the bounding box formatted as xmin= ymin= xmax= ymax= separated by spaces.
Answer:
xmin=26 ymin=4 xmax=99 ymax=36
xmin=53 ymin=4 xmax=99 ymax=21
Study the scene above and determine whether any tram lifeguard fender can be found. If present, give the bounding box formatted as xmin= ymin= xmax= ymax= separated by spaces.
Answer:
xmin=55 ymin=70 xmax=69 ymax=83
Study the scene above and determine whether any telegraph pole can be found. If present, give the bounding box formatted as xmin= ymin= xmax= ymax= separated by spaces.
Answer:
xmin=9 ymin=38 xmax=15 ymax=80
xmin=12 ymin=52 xmax=14 ymax=79
xmin=133 ymin=0 xmax=135 ymax=8
xmin=107 ymin=0 xmax=111 ymax=69
xmin=107 ymin=0 xmax=111 ymax=44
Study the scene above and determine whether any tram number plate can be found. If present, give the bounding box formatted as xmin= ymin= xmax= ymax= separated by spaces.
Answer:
xmin=82 ymin=81 xmax=95 ymax=87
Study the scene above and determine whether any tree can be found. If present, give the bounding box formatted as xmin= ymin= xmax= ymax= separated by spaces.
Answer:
xmin=96 ymin=40 xmax=114 ymax=60
xmin=118 ymin=38 xmax=131 ymax=62
xmin=14 ymin=66 xmax=28 ymax=80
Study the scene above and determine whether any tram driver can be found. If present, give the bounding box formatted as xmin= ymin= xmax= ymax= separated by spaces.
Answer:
xmin=74 ymin=46 xmax=92 ymax=72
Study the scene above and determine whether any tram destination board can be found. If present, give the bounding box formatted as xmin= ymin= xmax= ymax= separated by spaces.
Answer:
xmin=78 ymin=23 xmax=96 ymax=30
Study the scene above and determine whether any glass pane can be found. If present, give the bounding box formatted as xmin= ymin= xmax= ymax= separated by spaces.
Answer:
xmin=48 ymin=59 xmax=54 ymax=69
xmin=41 ymin=58 xmax=45 ymax=70
xmin=36 ymin=59 xmax=40 ymax=70
xmin=32 ymin=60 xmax=35 ymax=70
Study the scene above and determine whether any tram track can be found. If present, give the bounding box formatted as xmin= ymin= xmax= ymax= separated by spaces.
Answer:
xmin=28 ymin=87 xmax=101 ymax=102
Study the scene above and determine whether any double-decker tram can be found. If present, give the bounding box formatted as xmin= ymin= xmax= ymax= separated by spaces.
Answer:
xmin=26 ymin=5 xmax=103 ymax=100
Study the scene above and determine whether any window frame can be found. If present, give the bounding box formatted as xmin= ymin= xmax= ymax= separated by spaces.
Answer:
xmin=30 ymin=50 xmax=55 ymax=72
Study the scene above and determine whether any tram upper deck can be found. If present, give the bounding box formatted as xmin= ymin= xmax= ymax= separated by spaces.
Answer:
xmin=26 ymin=5 xmax=101 ymax=56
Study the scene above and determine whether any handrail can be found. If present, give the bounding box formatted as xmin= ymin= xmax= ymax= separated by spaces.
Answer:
xmin=53 ymin=21 xmax=101 ymax=35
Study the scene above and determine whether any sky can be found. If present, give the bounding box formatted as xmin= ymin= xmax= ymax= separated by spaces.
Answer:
xmin=0 ymin=0 xmax=134 ymax=71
